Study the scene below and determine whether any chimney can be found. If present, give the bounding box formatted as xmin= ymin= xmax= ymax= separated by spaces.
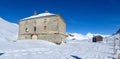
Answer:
xmin=34 ymin=11 xmax=37 ymax=15
xmin=45 ymin=10 xmax=49 ymax=13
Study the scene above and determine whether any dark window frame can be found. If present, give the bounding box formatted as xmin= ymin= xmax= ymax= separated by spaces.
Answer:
xmin=25 ymin=28 xmax=29 ymax=32
xmin=34 ymin=26 xmax=36 ymax=32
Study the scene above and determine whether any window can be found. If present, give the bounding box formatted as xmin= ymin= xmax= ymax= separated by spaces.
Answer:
xmin=34 ymin=27 xmax=36 ymax=32
xmin=44 ymin=26 xmax=46 ymax=30
xmin=25 ymin=28 xmax=29 ymax=32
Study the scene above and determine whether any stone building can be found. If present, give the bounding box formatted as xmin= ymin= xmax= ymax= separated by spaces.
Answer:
xmin=92 ymin=35 xmax=103 ymax=42
xmin=18 ymin=11 xmax=66 ymax=44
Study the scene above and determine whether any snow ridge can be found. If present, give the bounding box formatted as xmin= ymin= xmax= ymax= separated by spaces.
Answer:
xmin=0 ymin=17 xmax=18 ymax=42
xmin=22 ymin=12 xmax=55 ymax=20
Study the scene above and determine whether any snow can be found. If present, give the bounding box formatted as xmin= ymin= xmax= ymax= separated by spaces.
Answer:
xmin=0 ymin=17 xmax=117 ymax=59
xmin=67 ymin=32 xmax=110 ymax=40
xmin=0 ymin=40 xmax=115 ymax=59
xmin=0 ymin=17 xmax=18 ymax=42
xmin=22 ymin=12 xmax=55 ymax=20
xmin=67 ymin=33 xmax=88 ymax=40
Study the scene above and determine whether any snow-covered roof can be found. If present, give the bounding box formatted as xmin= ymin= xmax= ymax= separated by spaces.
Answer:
xmin=22 ymin=12 xmax=55 ymax=20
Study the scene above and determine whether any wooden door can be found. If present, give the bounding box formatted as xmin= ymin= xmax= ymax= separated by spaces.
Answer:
xmin=31 ymin=34 xmax=38 ymax=39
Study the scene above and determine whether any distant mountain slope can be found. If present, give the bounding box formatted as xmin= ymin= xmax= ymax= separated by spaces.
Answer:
xmin=67 ymin=32 xmax=110 ymax=40
xmin=115 ymin=28 xmax=120 ymax=34
xmin=0 ymin=17 xmax=18 ymax=42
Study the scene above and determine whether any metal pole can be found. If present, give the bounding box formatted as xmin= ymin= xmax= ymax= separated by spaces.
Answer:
xmin=114 ymin=35 xmax=116 ymax=55
xmin=119 ymin=34 xmax=120 ymax=49
xmin=119 ymin=39 xmax=120 ymax=49
xmin=119 ymin=36 xmax=120 ymax=49
xmin=114 ymin=36 xmax=115 ymax=55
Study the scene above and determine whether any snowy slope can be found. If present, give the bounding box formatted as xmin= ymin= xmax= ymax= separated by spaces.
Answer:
xmin=0 ymin=40 xmax=115 ymax=59
xmin=0 ymin=17 xmax=18 ymax=42
xmin=115 ymin=28 xmax=120 ymax=34
xmin=0 ymin=17 xmax=116 ymax=59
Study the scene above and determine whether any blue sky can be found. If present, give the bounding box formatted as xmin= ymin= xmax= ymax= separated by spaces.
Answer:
xmin=0 ymin=0 xmax=120 ymax=35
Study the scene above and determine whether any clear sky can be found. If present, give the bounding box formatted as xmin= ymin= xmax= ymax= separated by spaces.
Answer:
xmin=0 ymin=0 xmax=120 ymax=35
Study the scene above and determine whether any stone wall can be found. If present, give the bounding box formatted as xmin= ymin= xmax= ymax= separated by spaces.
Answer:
xmin=19 ymin=15 xmax=66 ymax=44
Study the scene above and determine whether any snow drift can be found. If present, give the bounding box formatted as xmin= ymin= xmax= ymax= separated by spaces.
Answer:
xmin=0 ymin=17 xmax=18 ymax=42
xmin=0 ymin=40 xmax=115 ymax=59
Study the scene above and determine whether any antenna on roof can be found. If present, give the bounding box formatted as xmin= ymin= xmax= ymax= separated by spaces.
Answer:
xmin=34 ymin=10 xmax=37 ymax=15
xmin=45 ymin=10 xmax=49 ymax=13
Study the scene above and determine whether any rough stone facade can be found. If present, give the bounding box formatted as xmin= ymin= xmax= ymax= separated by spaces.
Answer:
xmin=18 ymin=12 xmax=66 ymax=44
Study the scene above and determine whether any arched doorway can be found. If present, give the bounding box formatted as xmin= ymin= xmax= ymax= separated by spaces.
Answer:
xmin=31 ymin=34 xmax=38 ymax=39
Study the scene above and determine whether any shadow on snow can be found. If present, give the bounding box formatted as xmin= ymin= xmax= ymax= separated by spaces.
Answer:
xmin=71 ymin=55 xmax=81 ymax=59
xmin=0 ymin=53 xmax=4 ymax=56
